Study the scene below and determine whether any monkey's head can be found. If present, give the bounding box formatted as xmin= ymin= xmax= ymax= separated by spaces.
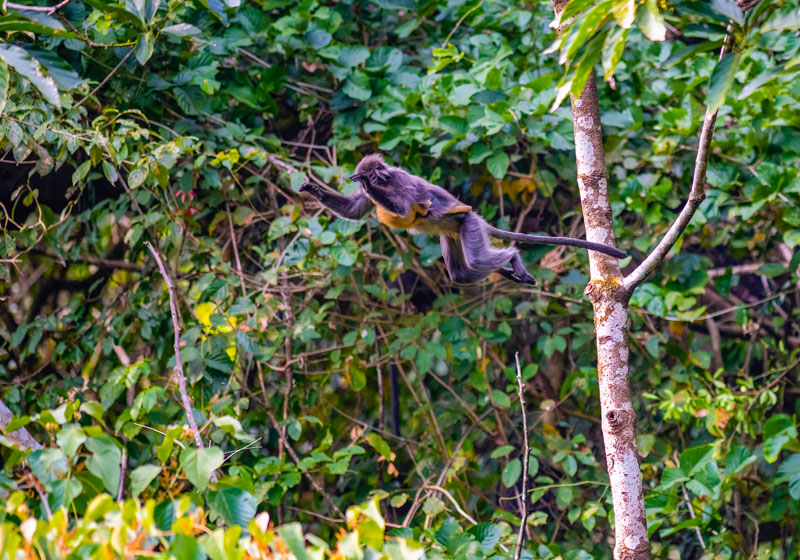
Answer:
xmin=350 ymin=153 xmax=392 ymax=186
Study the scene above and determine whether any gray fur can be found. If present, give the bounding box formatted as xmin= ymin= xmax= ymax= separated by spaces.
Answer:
xmin=301 ymin=153 xmax=626 ymax=285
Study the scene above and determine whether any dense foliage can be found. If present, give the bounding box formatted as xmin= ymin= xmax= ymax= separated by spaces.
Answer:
xmin=1 ymin=0 xmax=800 ymax=558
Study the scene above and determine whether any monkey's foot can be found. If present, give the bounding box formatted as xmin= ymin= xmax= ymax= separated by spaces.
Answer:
xmin=498 ymin=268 xmax=537 ymax=285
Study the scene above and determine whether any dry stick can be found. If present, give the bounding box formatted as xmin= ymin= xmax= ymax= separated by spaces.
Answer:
xmin=267 ymin=411 xmax=346 ymax=521
xmin=144 ymin=241 xmax=217 ymax=483
xmin=514 ymin=353 xmax=530 ymax=560
xmin=623 ymin=33 xmax=734 ymax=293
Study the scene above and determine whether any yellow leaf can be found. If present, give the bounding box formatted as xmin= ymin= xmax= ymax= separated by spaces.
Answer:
xmin=195 ymin=302 xmax=215 ymax=327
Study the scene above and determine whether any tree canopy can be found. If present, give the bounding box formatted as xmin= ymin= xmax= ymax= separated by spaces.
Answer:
xmin=1 ymin=0 xmax=800 ymax=558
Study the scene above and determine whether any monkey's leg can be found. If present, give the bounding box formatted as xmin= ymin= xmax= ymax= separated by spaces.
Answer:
xmin=300 ymin=183 xmax=373 ymax=220
xmin=459 ymin=213 xmax=518 ymax=278
xmin=440 ymin=235 xmax=489 ymax=284
xmin=508 ymin=254 xmax=537 ymax=285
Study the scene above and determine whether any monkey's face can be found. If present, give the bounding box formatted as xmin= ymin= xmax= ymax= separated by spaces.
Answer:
xmin=350 ymin=154 xmax=391 ymax=186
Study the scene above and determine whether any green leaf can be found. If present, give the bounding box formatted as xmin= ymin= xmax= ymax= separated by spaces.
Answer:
xmin=169 ymin=533 xmax=203 ymax=560
xmin=56 ymin=424 xmax=86 ymax=459
xmin=128 ymin=166 xmax=148 ymax=189
xmin=85 ymin=436 xmax=122 ymax=494
xmin=602 ymin=26 xmax=629 ymax=80
xmin=763 ymin=414 xmax=798 ymax=463
xmin=343 ymin=71 xmax=371 ymax=101
xmin=366 ymin=433 xmax=392 ymax=460
xmin=776 ymin=454 xmax=800 ymax=500
xmin=611 ymin=0 xmax=635 ymax=27
xmin=135 ymin=33 xmax=155 ymax=65
xmin=338 ymin=46 xmax=370 ymax=68
xmin=491 ymin=389 xmax=511 ymax=408
xmin=0 ymin=58 xmax=7 ymax=115
xmin=0 ymin=43 xmax=59 ymax=107
xmin=180 ymin=446 xmax=224 ymax=492
xmin=277 ymin=523 xmax=308 ymax=560
xmin=162 ymin=23 xmax=201 ymax=36
xmin=305 ymin=28 xmax=332 ymax=49
xmin=491 ymin=445 xmax=515 ymax=459
xmin=711 ymin=0 xmax=743 ymax=25
xmin=208 ymin=488 xmax=257 ymax=527
xmin=487 ymin=151 xmax=509 ymax=179
xmin=635 ymin=0 xmax=666 ymax=41
xmin=707 ymin=52 xmax=741 ymax=114
xmin=130 ymin=464 xmax=161 ymax=498
xmin=502 ymin=458 xmax=522 ymax=488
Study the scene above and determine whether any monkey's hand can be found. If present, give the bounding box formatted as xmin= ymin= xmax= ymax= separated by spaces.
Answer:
xmin=299 ymin=182 xmax=319 ymax=196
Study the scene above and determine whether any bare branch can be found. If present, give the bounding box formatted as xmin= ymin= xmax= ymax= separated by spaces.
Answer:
xmin=144 ymin=241 xmax=217 ymax=483
xmin=623 ymin=36 xmax=734 ymax=293
xmin=6 ymin=0 xmax=71 ymax=15
xmin=0 ymin=398 xmax=42 ymax=451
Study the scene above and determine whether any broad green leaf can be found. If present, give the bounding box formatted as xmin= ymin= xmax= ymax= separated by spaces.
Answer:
xmin=56 ymin=424 xmax=86 ymax=459
xmin=209 ymin=488 xmax=257 ymax=527
xmin=711 ymin=0 xmax=743 ymax=25
xmin=338 ymin=46 xmax=370 ymax=68
xmin=162 ymin=23 xmax=201 ymax=36
xmin=763 ymin=414 xmax=798 ymax=463
xmin=707 ymin=52 xmax=741 ymax=113
xmin=636 ymin=0 xmax=666 ymax=41
xmin=602 ymin=27 xmax=629 ymax=80
xmin=135 ymin=33 xmax=155 ymax=65
xmin=85 ymin=436 xmax=122 ymax=494
xmin=762 ymin=8 xmax=800 ymax=32
xmin=487 ymin=151 xmax=509 ymax=179
xmin=491 ymin=445 xmax=515 ymax=459
xmin=502 ymin=458 xmax=522 ymax=488
xmin=128 ymin=166 xmax=148 ymax=189
xmin=277 ymin=523 xmax=308 ymax=560
xmin=343 ymin=71 xmax=371 ymax=101
xmin=180 ymin=446 xmax=224 ymax=492
xmin=611 ymin=0 xmax=635 ymax=27
xmin=776 ymin=454 xmax=800 ymax=500
xmin=130 ymin=464 xmax=161 ymax=498
xmin=365 ymin=433 xmax=391 ymax=461
xmin=0 ymin=43 xmax=59 ymax=106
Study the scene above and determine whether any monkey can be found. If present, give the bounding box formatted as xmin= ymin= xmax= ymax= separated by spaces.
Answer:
xmin=299 ymin=153 xmax=626 ymax=285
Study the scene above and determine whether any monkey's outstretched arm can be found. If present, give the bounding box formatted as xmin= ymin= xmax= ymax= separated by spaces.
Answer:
xmin=300 ymin=182 xmax=374 ymax=220
xmin=354 ymin=176 xmax=411 ymax=217
xmin=486 ymin=226 xmax=627 ymax=259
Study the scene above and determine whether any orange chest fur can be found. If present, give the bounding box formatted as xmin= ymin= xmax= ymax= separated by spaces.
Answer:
xmin=371 ymin=199 xmax=472 ymax=230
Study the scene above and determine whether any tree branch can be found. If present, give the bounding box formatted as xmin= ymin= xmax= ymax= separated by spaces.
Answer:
xmin=144 ymin=241 xmax=217 ymax=482
xmin=623 ymin=36 xmax=734 ymax=293
xmin=0 ymin=397 xmax=42 ymax=451
xmin=6 ymin=0 xmax=71 ymax=15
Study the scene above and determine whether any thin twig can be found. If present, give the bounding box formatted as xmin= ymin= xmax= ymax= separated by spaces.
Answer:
xmin=74 ymin=48 xmax=134 ymax=109
xmin=422 ymin=485 xmax=477 ymax=525
xmin=681 ymin=482 xmax=707 ymax=550
xmin=6 ymin=0 xmax=71 ymax=14
xmin=0 ymin=398 xmax=42 ymax=450
xmin=133 ymin=422 xmax=186 ymax=448
xmin=515 ymin=353 xmax=530 ymax=560
xmin=144 ymin=241 xmax=217 ymax=483
xmin=226 ymin=203 xmax=248 ymax=297
xmin=117 ymin=447 xmax=127 ymax=502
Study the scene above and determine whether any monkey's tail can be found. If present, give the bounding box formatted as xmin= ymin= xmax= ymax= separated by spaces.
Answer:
xmin=487 ymin=227 xmax=627 ymax=259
